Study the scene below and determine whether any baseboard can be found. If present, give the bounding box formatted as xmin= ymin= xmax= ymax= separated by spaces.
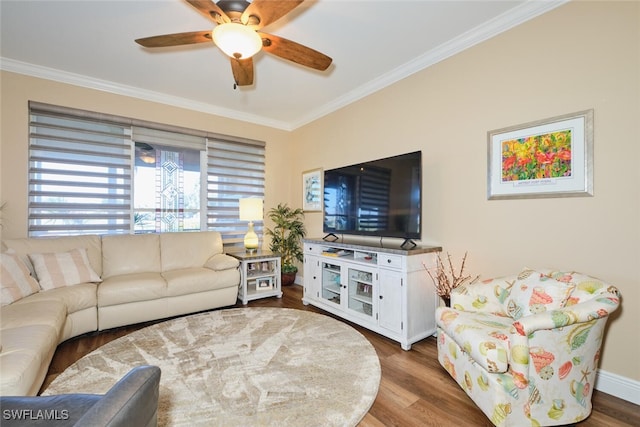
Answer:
xmin=596 ymin=369 xmax=640 ymax=405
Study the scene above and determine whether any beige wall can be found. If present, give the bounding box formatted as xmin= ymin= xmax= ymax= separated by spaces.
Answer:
xmin=291 ymin=0 xmax=639 ymax=383
xmin=0 ymin=0 xmax=637 ymax=386
xmin=0 ymin=72 xmax=294 ymax=239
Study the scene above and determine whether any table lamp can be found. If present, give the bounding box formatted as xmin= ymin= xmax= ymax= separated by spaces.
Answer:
xmin=239 ymin=198 xmax=263 ymax=252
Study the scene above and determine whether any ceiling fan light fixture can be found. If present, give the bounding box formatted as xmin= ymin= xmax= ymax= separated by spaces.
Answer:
xmin=139 ymin=153 xmax=156 ymax=164
xmin=212 ymin=23 xmax=262 ymax=59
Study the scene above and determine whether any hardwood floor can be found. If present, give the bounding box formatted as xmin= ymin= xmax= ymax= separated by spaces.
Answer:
xmin=43 ymin=285 xmax=639 ymax=426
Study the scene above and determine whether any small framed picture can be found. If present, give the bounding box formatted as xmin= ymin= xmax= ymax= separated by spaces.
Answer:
xmin=256 ymin=277 xmax=273 ymax=291
xmin=302 ymin=168 xmax=323 ymax=212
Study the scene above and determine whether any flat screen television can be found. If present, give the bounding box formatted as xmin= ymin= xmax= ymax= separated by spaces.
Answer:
xmin=323 ymin=151 xmax=422 ymax=245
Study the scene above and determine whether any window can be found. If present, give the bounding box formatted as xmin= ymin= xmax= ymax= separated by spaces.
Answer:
xmin=28 ymin=102 xmax=265 ymax=249
xmin=131 ymin=126 xmax=206 ymax=234
xmin=207 ymin=138 xmax=266 ymax=247
xmin=133 ymin=144 xmax=202 ymax=233
xmin=28 ymin=106 xmax=131 ymax=236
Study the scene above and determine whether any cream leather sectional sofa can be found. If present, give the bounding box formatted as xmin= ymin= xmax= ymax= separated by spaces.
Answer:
xmin=0 ymin=231 xmax=240 ymax=396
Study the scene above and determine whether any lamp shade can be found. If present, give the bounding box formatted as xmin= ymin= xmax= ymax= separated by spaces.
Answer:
xmin=212 ymin=23 xmax=262 ymax=59
xmin=239 ymin=198 xmax=263 ymax=221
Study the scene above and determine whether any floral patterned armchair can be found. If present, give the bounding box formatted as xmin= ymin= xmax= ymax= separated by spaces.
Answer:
xmin=435 ymin=268 xmax=621 ymax=426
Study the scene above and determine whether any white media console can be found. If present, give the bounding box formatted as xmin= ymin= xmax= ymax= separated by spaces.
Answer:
xmin=302 ymin=238 xmax=442 ymax=350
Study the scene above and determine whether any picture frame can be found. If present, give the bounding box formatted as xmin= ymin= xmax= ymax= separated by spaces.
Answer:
xmin=487 ymin=109 xmax=594 ymax=200
xmin=256 ymin=277 xmax=273 ymax=291
xmin=302 ymin=168 xmax=323 ymax=211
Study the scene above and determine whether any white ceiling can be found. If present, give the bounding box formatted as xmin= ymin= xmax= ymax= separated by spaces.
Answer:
xmin=0 ymin=0 xmax=566 ymax=131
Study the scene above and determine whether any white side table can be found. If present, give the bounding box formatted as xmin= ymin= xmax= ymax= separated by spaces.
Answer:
xmin=227 ymin=250 xmax=282 ymax=305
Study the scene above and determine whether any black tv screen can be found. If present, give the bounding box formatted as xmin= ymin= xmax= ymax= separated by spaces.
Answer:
xmin=323 ymin=151 xmax=422 ymax=240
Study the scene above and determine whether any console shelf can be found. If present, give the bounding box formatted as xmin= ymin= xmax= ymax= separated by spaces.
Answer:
xmin=302 ymin=238 xmax=441 ymax=350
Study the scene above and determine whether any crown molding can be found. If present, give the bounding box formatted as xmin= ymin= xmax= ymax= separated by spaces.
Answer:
xmin=1 ymin=0 xmax=567 ymax=132
xmin=0 ymin=58 xmax=292 ymax=131
xmin=290 ymin=0 xmax=569 ymax=129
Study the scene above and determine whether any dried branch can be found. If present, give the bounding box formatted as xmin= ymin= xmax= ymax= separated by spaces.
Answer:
xmin=423 ymin=251 xmax=479 ymax=298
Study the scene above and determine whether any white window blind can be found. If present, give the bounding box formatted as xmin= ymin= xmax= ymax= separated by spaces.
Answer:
xmin=207 ymin=137 xmax=265 ymax=250
xmin=28 ymin=101 xmax=266 ymax=244
xmin=29 ymin=103 xmax=132 ymax=236
xmin=132 ymin=126 xmax=206 ymax=151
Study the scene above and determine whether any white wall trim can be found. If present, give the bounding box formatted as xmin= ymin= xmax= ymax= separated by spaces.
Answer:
xmin=0 ymin=1 xmax=568 ymax=132
xmin=290 ymin=0 xmax=569 ymax=129
xmin=596 ymin=368 xmax=640 ymax=405
xmin=0 ymin=58 xmax=291 ymax=131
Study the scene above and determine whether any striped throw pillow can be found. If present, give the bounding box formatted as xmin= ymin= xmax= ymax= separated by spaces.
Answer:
xmin=28 ymin=248 xmax=102 ymax=290
xmin=1 ymin=252 xmax=40 ymax=305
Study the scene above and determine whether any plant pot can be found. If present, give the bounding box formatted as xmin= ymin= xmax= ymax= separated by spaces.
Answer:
xmin=281 ymin=271 xmax=296 ymax=286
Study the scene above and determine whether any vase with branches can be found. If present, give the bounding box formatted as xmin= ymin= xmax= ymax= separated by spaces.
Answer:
xmin=424 ymin=251 xmax=479 ymax=306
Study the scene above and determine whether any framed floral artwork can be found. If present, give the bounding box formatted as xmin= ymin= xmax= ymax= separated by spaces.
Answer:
xmin=302 ymin=168 xmax=323 ymax=211
xmin=487 ymin=109 xmax=594 ymax=200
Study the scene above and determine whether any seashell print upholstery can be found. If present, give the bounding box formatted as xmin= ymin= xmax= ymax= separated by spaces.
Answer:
xmin=435 ymin=268 xmax=621 ymax=426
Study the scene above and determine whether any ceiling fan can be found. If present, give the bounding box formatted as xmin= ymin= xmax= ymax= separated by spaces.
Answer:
xmin=135 ymin=0 xmax=332 ymax=87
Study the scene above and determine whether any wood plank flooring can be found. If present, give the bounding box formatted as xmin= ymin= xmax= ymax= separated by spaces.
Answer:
xmin=42 ymin=285 xmax=639 ymax=426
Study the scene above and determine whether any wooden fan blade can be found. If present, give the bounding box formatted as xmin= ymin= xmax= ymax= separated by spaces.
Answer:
xmin=260 ymin=33 xmax=332 ymax=71
xmin=230 ymin=57 xmax=254 ymax=86
xmin=135 ymin=30 xmax=213 ymax=48
xmin=242 ymin=0 xmax=303 ymax=29
xmin=186 ymin=0 xmax=230 ymax=24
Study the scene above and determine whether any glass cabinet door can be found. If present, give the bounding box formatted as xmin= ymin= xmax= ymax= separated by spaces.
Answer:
xmin=321 ymin=262 xmax=342 ymax=305
xmin=347 ymin=267 xmax=375 ymax=319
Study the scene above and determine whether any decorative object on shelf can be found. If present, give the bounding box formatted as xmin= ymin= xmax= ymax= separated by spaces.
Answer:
xmin=302 ymin=168 xmax=323 ymax=212
xmin=488 ymin=109 xmax=593 ymax=199
xmin=424 ymin=252 xmax=479 ymax=307
xmin=256 ymin=277 xmax=273 ymax=291
xmin=239 ymin=197 xmax=263 ymax=252
xmin=265 ymin=203 xmax=306 ymax=285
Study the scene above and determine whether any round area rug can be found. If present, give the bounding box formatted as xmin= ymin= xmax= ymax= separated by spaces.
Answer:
xmin=44 ymin=307 xmax=381 ymax=426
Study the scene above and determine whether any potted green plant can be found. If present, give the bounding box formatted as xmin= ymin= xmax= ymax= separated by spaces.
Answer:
xmin=264 ymin=203 xmax=306 ymax=286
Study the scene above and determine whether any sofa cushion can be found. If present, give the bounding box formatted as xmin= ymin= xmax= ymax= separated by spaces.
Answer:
xmin=0 ymin=323 xmax=61 ymax=396
xmin=14 ymin=283 xmax=98 ymax=315
xmin=98 ymin=273 xmax=166 ymax=307
xmin=1 ymin=252 xmax=40 ymax=305
xmin=163 ymin=267 xmax=236 ymax=297
xmin=532 ymin=269 xmax=610 ymax=306
xmin=504 ymin=269 xmax=575 ymax=319
xmin=436 ymin=307 xmax=513 ymax=373
xmin=204 ymin=253 xmax=240 ymax=271
xmin=28 ymin=248 xmax=101 ymax=290
xmin=451 ymin=274 xmax=517 ymax=316
xmin=3 ymin=235 xmax=103 ymax=277
xmin=0 ymin=299 xmax=67 ymax=332
xmin=102 ymin=234 xmax=161 ymax=278
xmin=160 ymin=231 xmax=223 ymax=271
